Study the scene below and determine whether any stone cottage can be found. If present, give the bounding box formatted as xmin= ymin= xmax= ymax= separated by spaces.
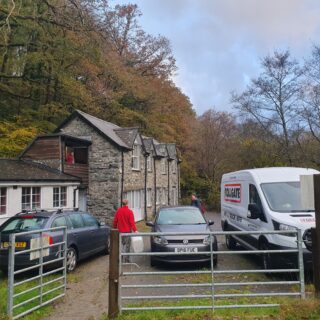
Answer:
xmin=20 ymin=110 xmax=180 ymax=224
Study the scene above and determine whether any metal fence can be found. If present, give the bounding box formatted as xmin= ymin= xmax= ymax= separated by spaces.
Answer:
xmin=7 ymin=227 xmax=67 ymax=320
xmin=119 ymin=230 xmax=305 ymax=313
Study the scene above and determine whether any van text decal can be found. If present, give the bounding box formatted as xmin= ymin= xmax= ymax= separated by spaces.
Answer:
xmin=224 ymin=184 xmax=241 ymax=203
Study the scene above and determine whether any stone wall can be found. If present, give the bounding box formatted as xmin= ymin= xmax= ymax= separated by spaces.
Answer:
xmin=154 ymin=157 xmax=169 ymax=212
xmin=59 ymin=117 xmax=121 ymax=225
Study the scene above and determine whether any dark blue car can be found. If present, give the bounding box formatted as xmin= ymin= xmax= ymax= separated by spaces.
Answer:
xmin=0 ymin=210 xmax=110 ymax=273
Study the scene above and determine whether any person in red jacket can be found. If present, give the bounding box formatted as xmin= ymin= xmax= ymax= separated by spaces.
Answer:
xmin=113 ymin=199 xmax=138 ymax=262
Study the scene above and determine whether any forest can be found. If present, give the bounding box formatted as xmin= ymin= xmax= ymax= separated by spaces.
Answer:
xmin=1 ymin=0 xmax=320 ymax=208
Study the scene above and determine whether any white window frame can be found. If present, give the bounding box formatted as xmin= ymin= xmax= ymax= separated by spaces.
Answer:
xmin=0 ymin=187 xmax=7 ymax=215
xmin=147 ymin=188 xmax=152 ymax=207
xmin=53 ymin=186 xmax=67 ymax=208
xmin=161 ymin=158 xmax=166 ymax=175
xmin=132 ymin=144 xmax=140 ymax=170
xmin=147 ymin=155 xmax=152 ymax=172
xmin=22 ymin=187 xmax=41 ymax=210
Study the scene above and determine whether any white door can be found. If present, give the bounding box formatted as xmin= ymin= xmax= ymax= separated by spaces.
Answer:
xmin=132 ymin=190 xmax=143 ymax=222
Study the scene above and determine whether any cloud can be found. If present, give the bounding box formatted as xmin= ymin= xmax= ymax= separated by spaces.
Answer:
xmin=113 ymin=0 xmax=320 ymax=114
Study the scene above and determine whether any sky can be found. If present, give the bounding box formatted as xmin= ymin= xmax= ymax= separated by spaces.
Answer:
xmin=112 ymin=0 xmax=320 ymax=115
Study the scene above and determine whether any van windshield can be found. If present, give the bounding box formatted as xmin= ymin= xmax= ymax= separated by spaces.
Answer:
xmin=261 ymin=182 xmax=313 ymax=212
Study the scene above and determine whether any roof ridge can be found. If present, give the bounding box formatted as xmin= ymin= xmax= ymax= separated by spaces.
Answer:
xmin=76 ymin=109 xmax=120 ymax=128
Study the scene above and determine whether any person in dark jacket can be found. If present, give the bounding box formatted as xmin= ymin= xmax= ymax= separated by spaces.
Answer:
xmin=113 ymin=199 xmax=138 ymax=262
xmin=191 ymin=194 xmax=205 ymax=214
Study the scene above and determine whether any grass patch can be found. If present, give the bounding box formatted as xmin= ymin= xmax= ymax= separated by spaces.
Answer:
xmin=136 ymin=221 xmax=151 ymax=233
xmin=0 ymin=269 xmax=66 ymax=320
xmin=101 ymin=297 xmax=320 ymax=320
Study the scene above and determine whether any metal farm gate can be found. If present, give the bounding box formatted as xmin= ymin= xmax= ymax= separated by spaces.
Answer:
xmin=109 ymin=229 xmax=306 ymax=316
xmin=6 ymin=227 xmax=67 ymax=319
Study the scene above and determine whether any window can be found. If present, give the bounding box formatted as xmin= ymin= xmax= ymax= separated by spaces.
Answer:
xmin=0 ymin=187 xmax=6 ymax=215
xmin=65 ymin=146 xmax=88 ymax=164
xmin=172 ymin=187 xmax=177 ymax=205
xmin=147 ymin=189 xmax=152 ymax=207
xmin=172 ymin=161 xmax=176 ymax=174
xmin=132 ymin=144 xmax=140 ymax=170
xmin=22 ymin=187 xmax=41 ymax=210
xmin=156 ymin=188 xmax=161 ymax=205
xmin=69 ymin=214 xmax=84 ymax=228
xmin=147 ymin=156 xmax=152 ymax=172
xmin=162 ymin=188 xmax=167 ymax=205
xmin=249 ymin=184 xmax=266 ymax=222
xmin=140 ymin=190 xmax=145 ymax=208
xmin=52 ymin=216 xmax=69 ymax=228
xmin=53 ymin=187 xmax=67 ymax=207
xmin=82 ymin=213 xmax=99 ymax=227
xmin=161 ymin=158 xmax=166 ymax=174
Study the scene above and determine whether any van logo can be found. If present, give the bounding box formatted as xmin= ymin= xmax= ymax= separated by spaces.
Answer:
xmin=224 ymin=183 xmax=241 ymax=203
xmin=183 ymin=239 xmax=188 ymax=245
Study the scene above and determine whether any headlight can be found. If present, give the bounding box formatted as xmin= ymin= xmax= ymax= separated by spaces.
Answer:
xmin=153 ymin=236 xmax=168 ymax=245
xmin=278 ymin=223 xmax=297 ymax=237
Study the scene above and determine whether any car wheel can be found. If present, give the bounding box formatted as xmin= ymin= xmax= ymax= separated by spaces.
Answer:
xmin=67 ymin=247 xmax=78 ymax=272
xmin=260 ymin=242 xmax=273 ymax=271
xmin=150 ymin=257 xmax=157 ymax=267
xmin=226 ymin=235 xmax=237 ymax=250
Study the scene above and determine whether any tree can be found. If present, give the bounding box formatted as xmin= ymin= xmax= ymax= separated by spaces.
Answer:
xmin=188 ymin=110 xmax=237 ymax=208
xmin=232 ymin=51 xmax=304 ymax=165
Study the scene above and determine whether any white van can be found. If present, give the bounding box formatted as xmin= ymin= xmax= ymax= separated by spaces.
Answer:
xmin=221 ymin=167 xmax=319 ymax=270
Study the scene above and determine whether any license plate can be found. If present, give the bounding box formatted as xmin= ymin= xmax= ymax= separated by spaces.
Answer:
xmin=174 ymin=247 xmax=198 ymax=253
xmin=1 ymin=242 xmax=27 ymax=249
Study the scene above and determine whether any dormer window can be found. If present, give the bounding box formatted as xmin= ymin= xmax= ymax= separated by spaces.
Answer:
xmin=132 ymin=144 xmax=140 ymax=170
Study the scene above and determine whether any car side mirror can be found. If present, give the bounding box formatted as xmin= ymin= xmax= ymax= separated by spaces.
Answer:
xmin=247 ymin=203 xmax=261 ymax=219
xmin=146 ymin=221 xmax=154 ymax=227
xmin=99 ymin=221 xmax=106 ymax=227
xmin=208 ymin=220 xmax=214 ymax=226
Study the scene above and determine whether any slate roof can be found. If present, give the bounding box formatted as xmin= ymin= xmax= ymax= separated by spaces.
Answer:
xmin=154 ymin=143 xmax=168 ymax=157
xmin=0 ymin=159 xmax=80 ymax=182
xmin=142 ymin=138 xmax=154 ymax=153
xmin=166 ymin=144 xmax=177 ymax=160
xmin=114 ymin=128 xmax=139 ymax=149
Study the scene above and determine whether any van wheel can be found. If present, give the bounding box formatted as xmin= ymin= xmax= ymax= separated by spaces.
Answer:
xmin=226 ymin=235 xmax=237 ymax=250
xmin=260 ymin=242 xmax=273 ymax=271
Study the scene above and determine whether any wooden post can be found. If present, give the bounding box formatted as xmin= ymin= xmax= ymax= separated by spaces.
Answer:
xmin=313 ymin=174 xmax=320 ymax=297
xmin=108 ymin=229 xmax=120 ymax=318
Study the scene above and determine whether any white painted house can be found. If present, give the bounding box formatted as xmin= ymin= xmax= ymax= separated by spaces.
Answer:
xmin=0 ymin=159 xmax=80 ymax=225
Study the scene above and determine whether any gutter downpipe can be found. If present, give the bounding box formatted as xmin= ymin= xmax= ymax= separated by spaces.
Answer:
xmin=144 ymin=154 xmax=148 ymax=221
xmin=121 ymin=151 xmax=124 ymax=204
xmin=154 ymin=156 xmax=157 ymax=216
xmin=167 ymin=159 xmax=170 ymax=205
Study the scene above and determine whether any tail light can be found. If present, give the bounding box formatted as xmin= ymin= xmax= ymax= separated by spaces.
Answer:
xmin=43 ymin=234 xmax=53 ymax=245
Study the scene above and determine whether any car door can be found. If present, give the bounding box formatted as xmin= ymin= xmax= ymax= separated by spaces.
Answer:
xmin=81 ymin=213 xmax=104 ymax=254
xmin=68 ymin=213 xmax=92 ymax=259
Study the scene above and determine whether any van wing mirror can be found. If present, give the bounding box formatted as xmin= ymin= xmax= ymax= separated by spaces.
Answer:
xmin=247 ymin=203 xmax=261 ymax=219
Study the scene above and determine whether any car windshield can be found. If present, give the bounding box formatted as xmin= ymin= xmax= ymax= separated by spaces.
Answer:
xmin=261 ymin=182 xmax=313 ymax=212
xmin=0 ymin=216 xmax=48 ymax=233
xmin=157 ymin=208 xmax=206 ymax=225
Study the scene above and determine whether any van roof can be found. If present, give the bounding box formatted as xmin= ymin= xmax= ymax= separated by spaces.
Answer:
xmin=222 ymin=167 xmax=320 ymax=184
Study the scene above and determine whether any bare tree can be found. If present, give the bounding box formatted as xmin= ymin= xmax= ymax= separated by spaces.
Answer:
xmin=232 ymin=51 xmax=304 ymax=165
